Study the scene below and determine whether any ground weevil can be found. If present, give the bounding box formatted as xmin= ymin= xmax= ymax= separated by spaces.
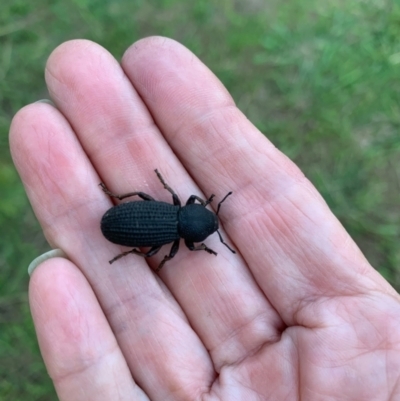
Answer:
xmin=100 ymin=169 xmax=235 ymax=271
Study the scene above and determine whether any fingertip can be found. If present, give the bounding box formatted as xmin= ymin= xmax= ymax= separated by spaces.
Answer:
xmin=28 ymin=249 xmax=68 ymax=276
xmin=28 ymin=257 xmax=140 ymax=399
xmin=28 ymin=256 xmax=114 ymax=375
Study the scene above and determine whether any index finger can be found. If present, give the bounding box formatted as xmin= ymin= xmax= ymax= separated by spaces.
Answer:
xmin=121 ymin=37 xmax=397 ymax=324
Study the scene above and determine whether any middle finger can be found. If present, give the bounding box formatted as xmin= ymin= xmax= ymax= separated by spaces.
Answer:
xmin=44 ymin=39 xmax=282 ymax=368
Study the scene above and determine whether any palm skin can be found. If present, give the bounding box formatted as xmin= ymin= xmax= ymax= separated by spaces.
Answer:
xmin=10 ymin=37 xmax=400 ymax=401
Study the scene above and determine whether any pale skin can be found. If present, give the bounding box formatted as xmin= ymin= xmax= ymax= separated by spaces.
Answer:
xmin=9 ymin=37 xmax=400 ymax=401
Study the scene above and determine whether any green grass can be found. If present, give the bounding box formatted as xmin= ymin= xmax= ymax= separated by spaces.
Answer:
xmin=1 ymin=0 xmax=399 ymax=399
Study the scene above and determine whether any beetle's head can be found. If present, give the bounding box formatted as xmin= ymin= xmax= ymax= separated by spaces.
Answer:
xmin=178 ymin=204 xmax=218 ymax=243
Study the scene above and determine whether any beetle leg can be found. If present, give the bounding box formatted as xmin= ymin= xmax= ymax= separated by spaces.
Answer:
xmin=185 ymin=240 xmax=217 ymax=256
xmin=156 ymin=239 xmax=180 ymax=272
xmin=109 ymin=245 xmax=162 ymax=264
xmin=154 ymin=169 xmax=181 ymax=207
xmin=100 ymin=183 xmax=155 ymax=201
xmin=186 ymin=194 xmax=215 ymax=206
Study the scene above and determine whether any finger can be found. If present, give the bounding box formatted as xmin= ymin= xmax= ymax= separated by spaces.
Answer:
xmin=10 ymin=101 xmax=214 ymax=399
xmin=40 ymin=39 xmax=282 ymax=368
xmin=121 ymin=37 xmax=397 ymax=322
xmin=29 ymin=258 xmax=146 ymax=401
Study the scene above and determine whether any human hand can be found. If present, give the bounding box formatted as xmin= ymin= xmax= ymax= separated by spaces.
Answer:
xmin=10 ymin=37 xmax=400 ymax=400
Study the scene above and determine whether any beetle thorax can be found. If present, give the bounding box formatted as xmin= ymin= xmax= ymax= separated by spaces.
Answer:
xmin=178 ymin=204 xmax=218 ymax=243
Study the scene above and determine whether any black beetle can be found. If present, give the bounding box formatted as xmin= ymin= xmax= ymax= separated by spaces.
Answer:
xmin=100 ymin=169 xmax=235 ymax=271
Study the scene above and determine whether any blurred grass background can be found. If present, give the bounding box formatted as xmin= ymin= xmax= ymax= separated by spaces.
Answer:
xmin=1 ymin=0 xmax=399 ymax=399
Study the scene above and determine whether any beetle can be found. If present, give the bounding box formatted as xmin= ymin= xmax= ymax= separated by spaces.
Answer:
xmin=100 ymin=169 xmax=235 ymax=271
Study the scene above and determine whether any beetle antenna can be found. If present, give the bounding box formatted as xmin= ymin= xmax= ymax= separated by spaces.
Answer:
xmin=216 ymin=191 xmax=233 ymax=215
xmin=217 ymin=230 xmax=236 ymax=254
xmin=215 ymin=192 xmax=235 ymax=253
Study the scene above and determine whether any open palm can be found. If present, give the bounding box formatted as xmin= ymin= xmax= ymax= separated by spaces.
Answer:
xmin=10 ymin=37 xmax=400 ymax=401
